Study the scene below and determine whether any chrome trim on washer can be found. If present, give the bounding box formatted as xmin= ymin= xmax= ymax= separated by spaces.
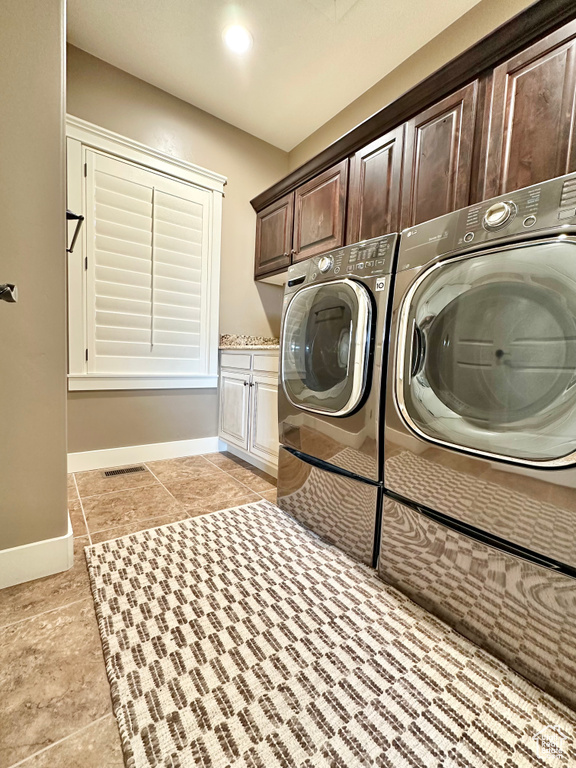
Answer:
xmin=395 ymin=235 xmax=576 ymax=468
xmin=281 ymin=278 xmax=372 ymax=417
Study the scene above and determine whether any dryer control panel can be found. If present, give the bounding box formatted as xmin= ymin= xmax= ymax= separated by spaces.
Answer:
xmin=397 ymin=172 xmax=576 ymax=272
xmin=285 ymin=233 xmax=398 ymax=292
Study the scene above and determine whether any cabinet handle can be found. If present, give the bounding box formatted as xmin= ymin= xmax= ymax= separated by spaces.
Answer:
xmin=290 ymin=249 xmax=296 ymax=256
xmin=250 ymin=382 xmax=254 ymax=387
xmin=243 ymin=381 xmax=249 ymax=386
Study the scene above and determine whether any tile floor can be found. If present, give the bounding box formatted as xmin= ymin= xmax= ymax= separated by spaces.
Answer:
xmin=0 ymin=452 xmax=276 ymax=768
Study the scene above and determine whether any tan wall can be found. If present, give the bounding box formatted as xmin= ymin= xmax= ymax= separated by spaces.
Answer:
xmin=67 ymin=390 xmax=218 ymax=452
xmin=66 ymin=46 xmax=288 ymax=453
xmin=288 ymin=0 xmax=535 ymax=170
xmin=0 ymin=0 xmax=68 ymax=549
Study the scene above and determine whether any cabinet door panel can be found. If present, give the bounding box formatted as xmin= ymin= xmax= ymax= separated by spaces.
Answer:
xmin=250 ymin=374 xmax=279 ymax=462
xmin=401 ymin=82 xmax=477 ymax=229
xmin=293 ymin=160 xmax=348 ymax=262
xmin=219 ymin=370 xmax=250 ymax=450
xmin=255 ymin=192 xmax=294 ymax=277
xmin=482 ymin=21 xmax=576 ymax=198
xmin=346 ymin=127 xmax=403 ymax=243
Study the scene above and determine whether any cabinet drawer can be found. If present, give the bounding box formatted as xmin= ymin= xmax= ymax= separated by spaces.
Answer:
xmin=253 ymin=354 xmax=279 ymax=374
xmin=220 ymin=352 xmax=252 ymax=370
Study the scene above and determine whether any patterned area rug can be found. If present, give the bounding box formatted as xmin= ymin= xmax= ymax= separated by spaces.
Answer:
xmin=85 ymin=501 xmax=576 ymax=768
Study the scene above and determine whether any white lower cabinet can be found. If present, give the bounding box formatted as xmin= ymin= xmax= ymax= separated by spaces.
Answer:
xmin=250 ymin=374 xmax=279 ymax=463
xmin=218 ymin=350 xmax=279 ymax=475
xmin=219 ymin=370 xmax=251 ymax=450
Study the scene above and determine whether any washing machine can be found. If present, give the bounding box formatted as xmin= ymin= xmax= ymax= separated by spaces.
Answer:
xmin=380 ymin=173 xmax=576 ymax=708
xmin=277 ymin=234 xmax=398 ymax=566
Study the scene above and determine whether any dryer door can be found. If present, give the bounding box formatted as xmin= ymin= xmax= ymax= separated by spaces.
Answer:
xmin=281 ymin=279 xmax=372 ymax=416
xmin=396 ymin=237 xmax=576 ymax=466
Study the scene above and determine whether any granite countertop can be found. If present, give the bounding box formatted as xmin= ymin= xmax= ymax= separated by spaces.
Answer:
xmin=219 ymin=334 xmax=280 ymax=350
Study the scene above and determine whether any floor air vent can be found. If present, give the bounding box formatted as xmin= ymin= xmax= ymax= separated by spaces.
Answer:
xmin=103 ymin=465 xmax=146 ymax=477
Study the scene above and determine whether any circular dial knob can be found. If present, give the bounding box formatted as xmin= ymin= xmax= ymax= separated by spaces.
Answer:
xmin=483 ymin=201 xmax=516 ymax=230
xmin=318 ymin=255 xmax=334 ymax=273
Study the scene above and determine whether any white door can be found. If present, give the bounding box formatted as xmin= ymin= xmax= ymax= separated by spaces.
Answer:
xmin=219 ymin=370 xmax=250 ymax=450
xmin=250 ymin=374 xmax=279 ymax=462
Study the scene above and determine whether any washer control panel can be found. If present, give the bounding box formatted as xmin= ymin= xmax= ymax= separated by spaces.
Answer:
xmin=398 ymin=171 xmax=576 ymax=271
xmin=483 ymin=200 xmax=517 ymax=230
xmin=286 ymin=233 xmax=398 ymax=290
xmin=318 ymin=255 xmax=334 ymax=273
xmin=462 ymin=187 xmax=541 ymax=245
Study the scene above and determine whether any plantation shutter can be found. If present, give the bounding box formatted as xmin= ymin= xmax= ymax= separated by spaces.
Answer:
xmin=85 ymin=151 xmax=212 ymax=375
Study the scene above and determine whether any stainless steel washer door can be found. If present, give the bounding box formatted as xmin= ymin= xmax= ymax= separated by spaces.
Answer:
xmin=281 ymin=279 xmax=372 ymax=416
xmin=396 ymin=237 xmax=576 ymax=466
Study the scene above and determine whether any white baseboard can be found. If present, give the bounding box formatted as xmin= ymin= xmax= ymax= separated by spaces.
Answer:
xmin=0 ymin=515 xmax=74 ymax=590
xmin=222 ymin=442 xmax=278 ymax=479
xmin=67 ymin=436 xmax=221 ymax=473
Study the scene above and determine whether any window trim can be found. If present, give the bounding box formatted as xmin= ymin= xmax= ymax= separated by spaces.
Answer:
xmin=66 ymin=116 xmax=226 ymax=391
xmin=68 ymin=375 xmax=218 ymax=391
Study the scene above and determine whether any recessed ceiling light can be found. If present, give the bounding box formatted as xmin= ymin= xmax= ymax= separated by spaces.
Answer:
xmin=223 ymin=25 xmax=253 ymax=54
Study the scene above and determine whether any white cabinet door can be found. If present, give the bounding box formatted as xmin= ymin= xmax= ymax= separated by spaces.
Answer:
xmin=250 ymin=374 xmax=279 ymax=462
xmin=219 ymin=370 xmax=250 ymax=450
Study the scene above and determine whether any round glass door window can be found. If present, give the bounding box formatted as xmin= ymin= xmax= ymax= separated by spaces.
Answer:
xmin=281 ymin=279 xmax=372 ymax=415
xmin=397 ymin=238 xmax=576 ymax=464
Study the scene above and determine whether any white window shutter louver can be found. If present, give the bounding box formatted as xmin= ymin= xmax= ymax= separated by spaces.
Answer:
xmin=85 ymin=151 xmax=214 ymax=377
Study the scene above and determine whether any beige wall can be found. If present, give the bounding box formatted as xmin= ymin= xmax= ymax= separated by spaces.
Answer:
xmin=0 ymin=0 xmax=68 ymax=549
xmin=66 ymin=46 xmax=288 ymax=453
xmin=68 ymin=390 xmax=218 ymax=452
xmin=288 ymin=0 xmax=535 ymax=170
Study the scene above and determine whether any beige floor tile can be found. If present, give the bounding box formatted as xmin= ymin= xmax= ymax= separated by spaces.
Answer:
xmin=186 ymin=495 xmax=261 ymax=517
xmin=68 ymin=500 xmax=88 ymax=538
xmin=82 ymin=485 xmax=186 ymax=534
xmin=0 ymin=537 xmax=92 ymax=630
xmin=17 ymin=714 xmax=124 ymax=768
xmin=203 ymin=451 xmax=252 ymax=471
xmin=89 ymin=509 xmax=191 ymax=544
xmin=227 ymin=466 xmax=277 ymax=493
xmin=146 ymin=455 xmax=223 ymax=484
xmin=0 ymin=599 xmax=112 ymax=767
xmin=68 ymin=475 xmax=79 ymax=505
xmin=260 ymin=489 xmax=278 ymax=504
xmin=75 ymin=465 xmax=158 ymax=497
xmin=165 ymin=473 xmax=260 ymax=508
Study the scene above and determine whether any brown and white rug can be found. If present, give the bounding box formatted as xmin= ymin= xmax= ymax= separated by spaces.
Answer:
xmin=85 ymin=500 xmax=576 ymax=768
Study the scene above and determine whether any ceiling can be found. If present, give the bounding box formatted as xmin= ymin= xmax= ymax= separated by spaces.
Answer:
xmin=67 ymin=0 xmax=482 ymax=152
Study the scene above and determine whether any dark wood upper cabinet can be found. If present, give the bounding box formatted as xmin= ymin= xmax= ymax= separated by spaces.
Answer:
xmin=252 ymin=14 xmax=576 ymax=279
xmin=346 ymin=127 xmax=404 ymax=243
xmin=481 ymin=20 xmax=576 ymax=199
xmin=254 ymin=192 xmax=294 ymax=278
xmin=293 ymin=160 xmax=348 ymax=262
xmin=401 ymin=82 xmax=478 ymax=229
